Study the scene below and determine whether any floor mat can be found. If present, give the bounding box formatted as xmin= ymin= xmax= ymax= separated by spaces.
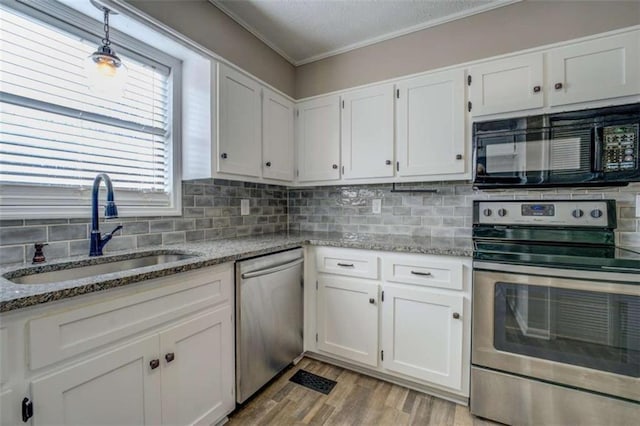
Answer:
xmin=289 ymin=369 xmax=337 ymax=395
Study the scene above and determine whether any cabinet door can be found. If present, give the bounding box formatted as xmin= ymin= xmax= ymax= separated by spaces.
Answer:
xmin=317 ymin=276 xmax=379 ymax=366
xmin=0 ymin=389 xmax=16 ymax=426
xmin=296 ymin=95 xmax=341 ymax=182
xmin=468 ymin=53 xmax=544 ymax=116
xmin=31 ymin=335 xmax=161 ymax=426
xmin=263 ymin=88 xmax=294 ymax=181
xmin=341 ymin=84 xmax=395 ymax=179
xmin=381 ymin=285 xmax=464 ymax=391
xmin=396 ymin=69 xmax=465 ymax=177
xmin=549 ymin=31 xmax=640 ymax=106
xmin=218 ymin=64 xmax=261 ymax=177
xmin=160 ymin=308 xmax=234 ymax=426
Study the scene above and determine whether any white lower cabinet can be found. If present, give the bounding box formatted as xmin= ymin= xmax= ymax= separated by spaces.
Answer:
xmin=317 ymin=276 xmax=379 ymax=367
xmin=32 ymin=308 xmax=234 ymax=426
xmin=0 ymin=263 xmax=235 ymax=426
xmin=160 ymin=308 xmax=233 ymax=426
xmin=308 ymin=247 xmax=471 ymax=401
xmin=31 ymin=335 xmax=162 ymax=426
xmin=381 ymin=285 xmax=464 ymax=390
xmin=0 ymin=388 xmax=15 ymax=426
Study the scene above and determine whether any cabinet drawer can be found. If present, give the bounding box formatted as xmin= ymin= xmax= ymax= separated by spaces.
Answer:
xmin=383 ymin=255 xmax=463 ymax=290
xmin=315 ymin=247 xmax=379 ymax=279
xmin=28 ymin=264 xmax=232 ymax=370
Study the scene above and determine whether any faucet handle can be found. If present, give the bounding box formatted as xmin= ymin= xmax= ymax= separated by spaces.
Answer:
xmin=107 ymin=225 xmax=124 ymax=236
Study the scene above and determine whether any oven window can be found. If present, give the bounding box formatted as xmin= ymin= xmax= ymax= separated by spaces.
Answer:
xmin=494 ymin=283 xmax=639 ymax=377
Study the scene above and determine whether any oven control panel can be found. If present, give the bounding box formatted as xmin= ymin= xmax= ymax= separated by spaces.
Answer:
xmin=474 ymin=200 xmax=614 ymax=227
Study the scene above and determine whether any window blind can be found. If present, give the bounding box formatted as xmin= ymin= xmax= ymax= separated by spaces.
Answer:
xmin=0 ymin=6 xmax=171 ymax=193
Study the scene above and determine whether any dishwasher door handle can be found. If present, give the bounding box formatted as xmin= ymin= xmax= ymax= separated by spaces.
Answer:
xmin=241 ymin=258 xmax=304 ymax=279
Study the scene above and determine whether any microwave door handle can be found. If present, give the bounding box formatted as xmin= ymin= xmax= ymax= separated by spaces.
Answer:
xmin=593 ymin=126 xmax=603 ymax=173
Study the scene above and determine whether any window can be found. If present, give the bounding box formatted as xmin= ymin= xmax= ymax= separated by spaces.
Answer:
xmin=0 ymin=1 xmax=181 ymax=218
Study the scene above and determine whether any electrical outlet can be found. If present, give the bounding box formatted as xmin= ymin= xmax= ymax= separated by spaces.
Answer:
xmin=241 ymin=199 xmax=250 ymax=216
xmin=636 ymin=194 xmax=640 ymax=218
xmin=372 ymin=199 xmax=382 ymax=214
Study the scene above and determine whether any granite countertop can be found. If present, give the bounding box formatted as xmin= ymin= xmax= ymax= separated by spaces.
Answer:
xmin=0 ymin=232 xmax=472 ymax=313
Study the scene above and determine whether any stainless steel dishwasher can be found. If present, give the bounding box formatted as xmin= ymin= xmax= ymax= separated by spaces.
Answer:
xmin=235 ymin=248 xmax=304 ymax=403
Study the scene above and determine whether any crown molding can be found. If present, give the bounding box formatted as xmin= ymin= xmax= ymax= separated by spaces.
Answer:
xmin=209 ymin=0 xmax=299 ymax=65
xmin=210 ymin=0 xmax=521 ymax=66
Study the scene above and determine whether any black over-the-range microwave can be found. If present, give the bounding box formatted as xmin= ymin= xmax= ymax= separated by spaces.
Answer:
xmin=472 ymin=103 xmax=640 ymax=189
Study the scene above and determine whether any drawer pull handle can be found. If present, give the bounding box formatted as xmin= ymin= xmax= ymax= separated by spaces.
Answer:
xmin=410 ymin=270 xmax=432 ymax=276
xmin=453 ymin=312 xmax=461 ymax=319
xmin=165 ymin=352 xmax=175 ymax=363
xmin=369 ymin=298 xmax=375 ymax=304
xmin=150 ymin=359 xmax=160 ymax=370
xmin=337 ymin=263 xmax=355 ymax=267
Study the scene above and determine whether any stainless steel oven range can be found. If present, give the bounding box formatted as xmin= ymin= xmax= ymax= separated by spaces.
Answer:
xmin=471 ymin=200 xmax=639 ymax=425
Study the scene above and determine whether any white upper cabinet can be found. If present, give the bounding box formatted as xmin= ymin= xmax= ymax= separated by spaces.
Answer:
xmin=341 ymin=84 xmax=395 ymax=179
xmin=218 ymin=64 xmax=262 ymax=177
xmin=396 ymin=69 xmax=466 ymax=177
xmin=263 ymin=88 xmax=295 ymax=181
xmin=296 ymin=95 xmax=341 ymax=182
xmin=468 ymin=30 xmax=640 ymax=115
xmin=548 ymin=31 xmax=640 ymax=106
xmin=468 ymin=53 xmax=544 ymax=116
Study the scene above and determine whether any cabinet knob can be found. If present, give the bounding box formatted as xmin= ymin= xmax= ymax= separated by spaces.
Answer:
xmin=165 ymin=352 xmax=175 ymax=363
xmin=220 ymin=153 xmax=228 ymax=159
xmin=332 ymin=164 xmax=338 ymax=169
xmin=149 ymin=359 xmax=160 ymax=370
xmin=385 ymin=160 xmax=392 ymax=165
xmin=265 ymin=161 xmax=271 ymax=167
xmin=554 ymin=82 xmax=563 ymax=90
xmin=453 ymin=312 xmax=460 ymax=319
xmin=533 ymin=85 xmax=541 ymax=93
xmin=369 ymin=298 xmax=375 ymax=304
xmin=455 ymin=154 xmax=463 ymax=160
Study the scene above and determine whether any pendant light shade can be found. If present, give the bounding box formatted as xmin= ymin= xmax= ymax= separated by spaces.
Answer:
xmin=86 ymin=2 xmax=127 ymax=97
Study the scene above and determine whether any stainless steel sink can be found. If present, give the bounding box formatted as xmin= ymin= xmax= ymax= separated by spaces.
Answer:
xmin=7 ymin=253 xmax=197 ymax=285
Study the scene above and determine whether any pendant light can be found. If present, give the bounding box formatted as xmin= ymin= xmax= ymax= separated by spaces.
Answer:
xmin=85 ymin=0 xmax=127 ymax=97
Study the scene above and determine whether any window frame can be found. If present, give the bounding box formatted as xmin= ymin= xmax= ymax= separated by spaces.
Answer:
xmin=0 ymin=0 xmax=182 ymax=219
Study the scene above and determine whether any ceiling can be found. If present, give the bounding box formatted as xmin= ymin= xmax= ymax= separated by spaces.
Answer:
xmin=210 ymin=0 xmax=519 ymax=66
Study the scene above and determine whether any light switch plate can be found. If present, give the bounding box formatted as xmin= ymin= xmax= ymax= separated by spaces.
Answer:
xmin=636 ymin=194 xmax=640 ymax=217
xmin=241 ymin=199 xmax=250 ymax=216
xmin=372 ymin=199 xmax=382 ymax=214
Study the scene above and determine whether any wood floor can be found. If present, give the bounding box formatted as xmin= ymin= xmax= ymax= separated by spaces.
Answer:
xmin=228 ymin=358 xmax=498 ymax=426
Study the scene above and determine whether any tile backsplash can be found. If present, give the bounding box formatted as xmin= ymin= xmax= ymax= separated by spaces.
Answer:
xmin=288 ymin=181 xmax=640 ymax=247
xmin=0 ymin=179 xmax=288 ymax=265
xmin=1 ymin=179 xmax=638 ymax=265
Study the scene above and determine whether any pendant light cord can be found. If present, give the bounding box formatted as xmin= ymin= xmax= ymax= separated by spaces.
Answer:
xmin=102 ymin=8 xmax=111 ymax=47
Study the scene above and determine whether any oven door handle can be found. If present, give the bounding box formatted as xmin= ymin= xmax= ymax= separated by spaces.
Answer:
xmin=473 ymin=262 xmax=638 ymax=293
